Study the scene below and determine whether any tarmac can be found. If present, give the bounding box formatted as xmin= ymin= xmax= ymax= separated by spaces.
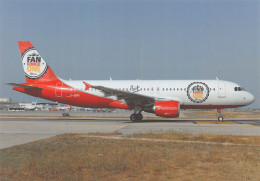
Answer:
xmin=0 ymin=110 xmax=259 ymax=149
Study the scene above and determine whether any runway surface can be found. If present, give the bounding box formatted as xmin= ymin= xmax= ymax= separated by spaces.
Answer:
xmin=1 ymin=117 xmax=259 ymax=149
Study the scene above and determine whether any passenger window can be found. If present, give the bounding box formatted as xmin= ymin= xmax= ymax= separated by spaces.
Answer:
xmin=177 ymin=88 xmax=179 ymax=91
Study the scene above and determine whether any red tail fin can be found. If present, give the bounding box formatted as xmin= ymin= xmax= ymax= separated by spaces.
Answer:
xmin=18 ymin=41 xmax=59 ymax=83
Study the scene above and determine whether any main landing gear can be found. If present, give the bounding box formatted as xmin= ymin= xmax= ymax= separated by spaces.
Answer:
xmin=217 ymin=108 xmax=224 ymax=122
xmin=130 ymin=113 xmax=143 ymax=122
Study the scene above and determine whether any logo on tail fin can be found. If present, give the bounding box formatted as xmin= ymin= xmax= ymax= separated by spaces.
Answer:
xmin=22 ymin=48 xmax=48 ymax=79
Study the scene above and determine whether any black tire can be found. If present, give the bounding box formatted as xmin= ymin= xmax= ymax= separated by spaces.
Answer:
xmin=130 ymin=114 xmax=137 ymax=122
xmin=137 ymin=113 xmax=143 ymax=121
xmin=218 ymin=116 xmax=224 ymax=122
xmin=130 ymin=113 xmax=143 ymax=122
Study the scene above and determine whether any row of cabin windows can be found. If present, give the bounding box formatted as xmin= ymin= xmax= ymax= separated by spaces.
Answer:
xmin=115 ymin=88 xmax=216 ymax=91
xmin=74 ymin=87 xmax=216 ymax=92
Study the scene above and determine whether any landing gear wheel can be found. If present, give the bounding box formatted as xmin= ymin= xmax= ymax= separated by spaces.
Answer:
xmin=130 ymin=113 xmax=143 ymax=122
xmin=137 ymin=113 xmax=143 ymax=121
xmin=217 ymin=108 xmax=224 ymax=122
xmin=218 ymin=116 xmax=224 ymax=122
xmin=130 ymin=114 xmax=137 ymax=122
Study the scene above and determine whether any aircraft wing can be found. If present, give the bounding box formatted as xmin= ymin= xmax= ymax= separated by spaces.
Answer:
xmin=92 ymin=85 xmax=155 ymax=107
xmin=5 ymin=83 xmax=43 ymax=90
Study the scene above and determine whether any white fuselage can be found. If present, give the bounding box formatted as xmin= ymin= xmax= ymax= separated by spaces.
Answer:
xmin=63 ymin=79 xmax=254 ymax=108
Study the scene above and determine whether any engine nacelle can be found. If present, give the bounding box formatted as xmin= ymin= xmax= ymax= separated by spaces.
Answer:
xmin=154 ymin=101 xmax=180 ymax=118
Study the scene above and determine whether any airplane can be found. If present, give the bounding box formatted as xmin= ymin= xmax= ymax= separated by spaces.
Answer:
xmin=52 ymin=105 xmax=71 ymax=111
xmin=24 ymin=102 xmax=37 ymax=110
xmin=6 ymin=41 xmax=255 ymax=122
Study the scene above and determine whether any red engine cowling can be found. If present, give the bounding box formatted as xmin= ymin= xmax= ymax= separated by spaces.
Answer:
xmin=154 ymin=101 xmax=180 ymax=118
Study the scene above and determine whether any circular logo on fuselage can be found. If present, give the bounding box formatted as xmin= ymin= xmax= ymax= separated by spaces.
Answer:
xmin=187 ymin=82 xmax=209 ymax=103
xmin=22 ymin=48 xmax=47 ymax=79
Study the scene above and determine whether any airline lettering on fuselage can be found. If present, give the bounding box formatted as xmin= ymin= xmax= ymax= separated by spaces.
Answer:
xmin=130 ymin=85 xmax=140 ymax=92
xmin=187 ymin=82 xmax=209 ymax=103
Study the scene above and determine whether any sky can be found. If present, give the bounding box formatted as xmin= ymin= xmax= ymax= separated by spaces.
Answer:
xmin=0 ymin=0 xmax=259 ymax=108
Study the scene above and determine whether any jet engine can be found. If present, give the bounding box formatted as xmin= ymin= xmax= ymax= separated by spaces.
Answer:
xmin=153 ymin=101 xmax=180 ymax=118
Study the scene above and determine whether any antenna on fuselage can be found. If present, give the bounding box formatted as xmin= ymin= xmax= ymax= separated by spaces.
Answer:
xmin=216 ymin=77 xmax=219 ymax=80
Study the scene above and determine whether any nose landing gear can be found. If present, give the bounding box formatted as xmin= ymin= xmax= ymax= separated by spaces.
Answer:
xmin=217 ymin=108 xmax=224 ymax=122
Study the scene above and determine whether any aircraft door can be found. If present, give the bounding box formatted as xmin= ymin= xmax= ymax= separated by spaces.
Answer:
xmin=56 ymin=82 xmax=63 ymax=97
xmin=218 ymin=82 xmax=226 ymax=98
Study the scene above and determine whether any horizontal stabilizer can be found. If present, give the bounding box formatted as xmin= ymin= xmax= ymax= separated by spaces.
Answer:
xmin=5 ymin=83 xmax=43 ymax=90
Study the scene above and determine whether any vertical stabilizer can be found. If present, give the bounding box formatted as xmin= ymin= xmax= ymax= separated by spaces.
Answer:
xmin=18 ymin=41 xmax=59 ymax=83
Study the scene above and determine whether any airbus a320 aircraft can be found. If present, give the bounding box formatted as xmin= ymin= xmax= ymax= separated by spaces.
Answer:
xmin=7 ymin=41 xmax=255 ymax=122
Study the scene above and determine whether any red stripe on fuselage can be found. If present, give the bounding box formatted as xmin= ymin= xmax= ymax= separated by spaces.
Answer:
xmin=14 ymin=81 xmax=115 ymax=108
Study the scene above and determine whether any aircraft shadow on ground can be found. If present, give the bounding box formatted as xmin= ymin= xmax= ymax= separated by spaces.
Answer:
xmin=56 ymin=118 xmax=259 ymax=124
xmin=129 ymin=119 xmax=196 ymax=123
xmin=57 ymin=118 xmax=194 ymax=123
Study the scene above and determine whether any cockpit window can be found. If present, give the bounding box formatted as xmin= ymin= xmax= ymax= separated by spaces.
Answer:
xmin=234 ymin=87 xmax=245 ymax=91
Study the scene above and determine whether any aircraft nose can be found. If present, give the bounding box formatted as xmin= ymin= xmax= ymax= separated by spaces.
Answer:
xmin=246 ymin=92 xmax=255 ymax=105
